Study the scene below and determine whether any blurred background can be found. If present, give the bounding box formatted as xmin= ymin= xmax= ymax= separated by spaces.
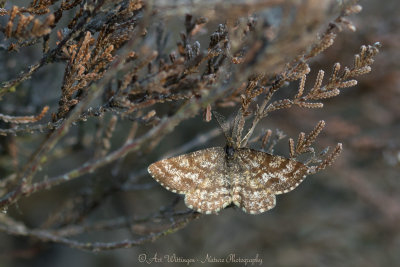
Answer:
xmin=0 ymin=0 xmax=399 ymax=266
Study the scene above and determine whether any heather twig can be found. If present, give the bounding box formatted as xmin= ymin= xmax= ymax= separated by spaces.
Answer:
xmin=0 ymin=209 xmax=200 ymax=252
xmin=0 ymin=106 xmax=49 ymax=124
xmin=239 ymin=2 xmax=376 ymax=147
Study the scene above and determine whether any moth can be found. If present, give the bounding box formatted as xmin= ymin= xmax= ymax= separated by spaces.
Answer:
xmin=148 ymin=112 xmax=311 ymax=214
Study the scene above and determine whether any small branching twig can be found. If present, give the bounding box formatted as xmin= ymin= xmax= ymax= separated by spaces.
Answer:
xmin=292 ymin=120 xmax=326 ymax=157
xmin=1 ymin=6 xmax=54 ymax=41
xmin=309 ymin=143 xmax=343 ymax=174
xmin=0 ymin=81 xmax=231 ymax=210
xmin=0 ymin=210 xmax=200 ymax=252
xmin=239 ymin=2 xmax=378 ymax=147
xmin=241 ymin=42 xmax=380 ymax=147
xmin=94 ymin=115 xmax=118 ymax=158
xmin=0 ymin=106 xmax=49 ymax=124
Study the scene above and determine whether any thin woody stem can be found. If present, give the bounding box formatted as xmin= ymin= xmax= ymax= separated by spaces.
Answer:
xmin=0 ymin=81 xmax=230 ymax=209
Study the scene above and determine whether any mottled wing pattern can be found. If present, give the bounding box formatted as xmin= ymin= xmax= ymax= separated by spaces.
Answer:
xmin=231 ymin=168 xmax=277 ymax=214
xmin=184 ymin=185 xmax=231 ymax=214
xmin=231 ymin=148 xmax=310 ymax=214
xmin=148 ymin=147 xmax=231 ymax=214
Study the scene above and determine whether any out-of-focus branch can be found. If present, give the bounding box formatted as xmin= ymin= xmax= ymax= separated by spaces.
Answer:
xmin=0 ymin=211 xmax=201 ymax=251
xmin=0 ymin=79 xmax=230 ymax=210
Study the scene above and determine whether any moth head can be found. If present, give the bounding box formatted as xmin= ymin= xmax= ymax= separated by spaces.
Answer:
xmin=225 ymin=137 xmax=236 ymax=160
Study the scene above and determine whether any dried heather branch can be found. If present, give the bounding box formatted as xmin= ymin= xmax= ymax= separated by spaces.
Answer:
xmin=43 ymin=122 xmax=144 ymax=229
xmin=261 ymin=129 xmax=273 ymax=150
xmin=0 ymin=79 xmax=231 ymax=209
xmin=287 ymin=42 xmax=380 ymax=111
xmin=0 ymin=210 xmax=200 ymax=251
xmin=238 ymin=2 xmax=370 ymax=140
xmin=305 ymin=3 xmax=362 ymax=60
xmin=0 ymin=103 xmax=120 ymax=136
xmin=289 ymin=138 xmax=295 ymax=159
xmin=0 ymin=106 xmax=49 ymax=124
xmin=309 ymin=143 xmax=343 ymax=174
xmin=266 ymin=99 xmax=293 ymax=113
xmin=309 ymin=70 xmax=325 ymax=97
xmin=295 ymin=132 xmax=306 ymax=154
xmin=2 ymin=6 xmax=54 ymax=40
xmin=100 ymin=115 xmax=118 ymax=157
xmin=295 ymin=74 xmax=306 ymax=99
xmin=56 ymin=31 xmax=115 ymax=120
xmin=295 ymin=101 xmax=324 ymax=109
xmin=306 ymin=32 xmax=336 ymax=59
xmin=24 ymin=0 xmax=52 ymax=15
xmin=0 ymin=32 xmax=145 ymax=208
xmin=0 ymin=1 xmax=117 ymax=96
xmin=51 ymin=209 xmax=195 ymax=237
xmin=330 ymin=62 xmax=341 ymax=82
xmin=240 ymin=65 xmax=309 ymax=147
xmin=295 ymin=120 xmax=326 ymax=156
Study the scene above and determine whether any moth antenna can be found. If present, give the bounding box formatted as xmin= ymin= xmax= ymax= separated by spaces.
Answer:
xmin=232 ymin=109 xmax=245 ymax=148
xmin=212 ymin=111 xmax=231 ymax=141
